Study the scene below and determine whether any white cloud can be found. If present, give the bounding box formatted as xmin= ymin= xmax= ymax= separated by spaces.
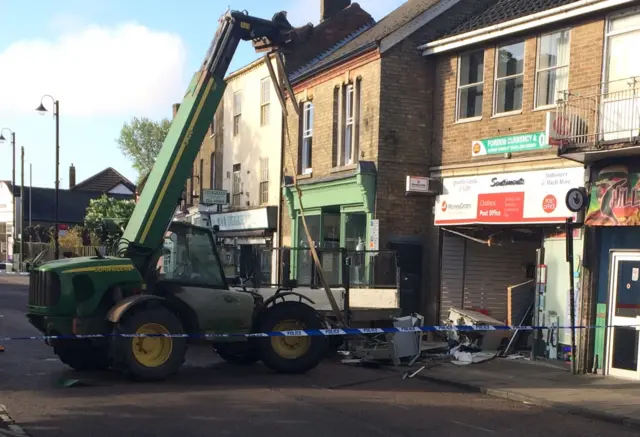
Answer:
xmin=0 ymin=22 xmax=188 ymax=118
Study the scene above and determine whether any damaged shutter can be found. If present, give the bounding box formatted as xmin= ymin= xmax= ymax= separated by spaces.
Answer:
xmin=439 ymin=233 xmax=465 ymax=322
xmin=463 ymin=240 xmax=538 ymax=324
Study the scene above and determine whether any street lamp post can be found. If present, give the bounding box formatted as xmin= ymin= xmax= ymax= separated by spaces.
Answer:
xmin=36 ymin=96 xmax=60 ymax=260
xmin=0 ymin=128 xmax=16 ymax=263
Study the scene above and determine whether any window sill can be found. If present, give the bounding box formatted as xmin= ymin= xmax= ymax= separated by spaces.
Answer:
xmin=296 ymin=173 xmax=312 ymax=180
xmin=331 ymin=164 xmax=358 ymax=173
xmin=491 ymin=110 xmax=523 ymax=119
xmin=455 ymin=116 xmax=482 ymax=125
xmin=209 ymin=133 xmax=216 ymax=139
xmin=532 ymin=105 xmax=557 ymax=112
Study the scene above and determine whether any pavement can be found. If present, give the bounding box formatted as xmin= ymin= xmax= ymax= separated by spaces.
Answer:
xmin=1 ymin=276 xmax=639 ymax=436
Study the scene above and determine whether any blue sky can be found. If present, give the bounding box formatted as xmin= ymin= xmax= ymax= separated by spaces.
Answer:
xmin=0 ymin=0 xmax=406 ymax=189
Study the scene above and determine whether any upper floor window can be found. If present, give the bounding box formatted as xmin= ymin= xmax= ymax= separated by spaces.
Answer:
xmin=260 ymin=157 xmax=269 ymax=205
xmin=456 ymin=49 xmax=484 ymax=120
xmin=210 ymin=152 xmax=216 ymax=189
xmin=209 ymin=111 xmax=216 ymax=136
xmin=232 ymin=163 xmax=242 ymax=207
xmin=301 ymin=101 xmax=313 ymax=174
xmin=260 ymin=78 xmax=270 ymax=126
xmin=341 ymin=80 xmax=361 ymax=166
xmin=494 ymin=41 xmax=525 ymax=114
xmin=233 ymin=91 xmax=242 ymax=136
xmin=535 ymin=30 xmax=570 ymax=108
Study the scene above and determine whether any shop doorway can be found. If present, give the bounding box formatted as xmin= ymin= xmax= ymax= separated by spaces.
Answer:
xmin=389 ymin=242 xmax=422 ymax=316
xmin=607 ymin=250 xmax=640 ymax=379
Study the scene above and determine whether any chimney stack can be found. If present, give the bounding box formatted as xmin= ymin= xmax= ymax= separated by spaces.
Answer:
xmin=69 ymin=164 xmax=76 ymax=189
xmin=172 ymin=103 xmax=181 ymax=119
xmin=321 ymin=0 xmax=351 ymax=22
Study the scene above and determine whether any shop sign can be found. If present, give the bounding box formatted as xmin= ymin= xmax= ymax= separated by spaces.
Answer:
xmin=434 ymin=167 xmax=584 ymax=225
xmin=201 ymin=189 xmax=228 ymax=205
xmin=585 ymin=164 xmax=640 ymax=226
xmin=368 ymin=219 xmax=379 ymax=250
xmin=471 ymin=132 xmax=551 ymax=157
xmin=209 ymin=208 xmax=272 ymax=231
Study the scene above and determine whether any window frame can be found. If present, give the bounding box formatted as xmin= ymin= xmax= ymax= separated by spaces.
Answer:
xmin=534 ymin=28 xmax=572 ymax=109
xmin=210 ymin=152 xmax=216 ymax=189
xmin=493 ymin=39 xmax=526 ymax=116
xmin=259 ymin=157 xmax=269 ymax=205
xmin=232 ymin=163 xmax=242 ymax=207
xmin=338 ymin=80 xmax=361 ymax=167
xmin=233 ymin=91 xmax=242 ymax=136
xmin=456 ymin=48 xmax=485 ymax=122
xmin=260 ymin=77 xmax=270 ymax=126
xmin=301 ymin=101 xmax=313 ymax=174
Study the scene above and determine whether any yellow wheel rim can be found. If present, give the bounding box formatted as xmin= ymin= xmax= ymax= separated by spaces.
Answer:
xmin=132 ymin=323 xmax=173 ymax=368
xmin=270 ymin=320 xmax=310 ymax=359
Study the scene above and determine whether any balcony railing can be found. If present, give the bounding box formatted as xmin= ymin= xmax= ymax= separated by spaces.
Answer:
xmin=555 ymin=76 xmax=640 ymax=147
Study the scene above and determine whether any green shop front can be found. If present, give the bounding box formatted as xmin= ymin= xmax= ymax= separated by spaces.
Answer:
xmin=587 ymin=161 xmax=640 ymax=379
xmin=282 ymin=162 xmax=377 ymax=287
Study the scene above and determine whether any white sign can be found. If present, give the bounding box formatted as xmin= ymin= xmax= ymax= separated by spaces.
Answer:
xmin=368 ymin=219 xmax=379 ymax=251
xmin=201 ymin=189 xmax=227 ymax=205
xmin=434 ymin=167 xmax=585 ymax=226
xmin=545 ymin=111 xmax=572 ymax=147
xmin=209 ymin=208 xmax=271 ymax=232
xmin=406 ymin=176 xmax=429 ymax=193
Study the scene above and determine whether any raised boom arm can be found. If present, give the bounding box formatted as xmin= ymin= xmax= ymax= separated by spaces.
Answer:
xmin=119 ymin=10 xmax=310 ymax=273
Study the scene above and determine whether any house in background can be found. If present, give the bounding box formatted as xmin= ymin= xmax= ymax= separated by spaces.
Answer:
xmin=0 ymin=164 xmax=135 ymax=262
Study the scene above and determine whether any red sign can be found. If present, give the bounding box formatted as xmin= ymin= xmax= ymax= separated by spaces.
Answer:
xmin=476 ymin=192 xmax=524 ymax=223
xmin=542 ymin=195 xmax=557 ymax=213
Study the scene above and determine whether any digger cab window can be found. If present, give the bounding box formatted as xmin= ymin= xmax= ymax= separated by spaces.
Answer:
xmin=163 ymin=224 xmax=226 ymax=288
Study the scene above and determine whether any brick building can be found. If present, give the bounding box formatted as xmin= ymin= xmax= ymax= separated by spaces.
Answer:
xmin=420 ymin=0 xmax=639 ymax=374
xmin=280 ymin=0 xmax=499 ymax=318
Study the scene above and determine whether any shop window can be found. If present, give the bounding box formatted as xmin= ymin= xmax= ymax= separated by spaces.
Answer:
xmin=456 ymin=49 xmax=484 ymax=120
xmin=321 ymin=213 xmax=341 ymax=285
xmin=260 ymin=157 xmax=269 ymax=205
xmin=301 ymin=101 xmax=313 ymax=174
xmin=233 ymin=90 xmax=242 ymax=136
xmin=494 ymin=41 xmax=525 ymax=114
xmin=232 ymin=163 xmax=241 ymax=207
xmin=296 ymin=215 xmax=320 ymax=285
xmin=345 ymin=212 xmax=367 ymax=284
xmin=260 ymin=77 xmax=270 ymax=126
xmin=535 ymin=29 xmax=570 ymax=108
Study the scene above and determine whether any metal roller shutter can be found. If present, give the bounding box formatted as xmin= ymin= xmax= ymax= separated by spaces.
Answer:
xmin=463 ymin=240 xmax=538 ymax=324
xmin=440 ymin=234 xmax=465 ymax=322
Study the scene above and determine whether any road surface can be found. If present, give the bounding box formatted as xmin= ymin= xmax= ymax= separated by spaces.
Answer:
xmin=0 ymin=276 xmax=637 ymax=437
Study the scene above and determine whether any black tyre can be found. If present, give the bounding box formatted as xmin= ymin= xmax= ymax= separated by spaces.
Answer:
xmin=112 ymin=306 xmax=187 ymax=382
xmin=257 ymin=301 xmax=328 ymax=374
xmin=214 ymin=342 xmax=260 ymax=365
xmin=54 ymin=339 xmax=110 ymax=371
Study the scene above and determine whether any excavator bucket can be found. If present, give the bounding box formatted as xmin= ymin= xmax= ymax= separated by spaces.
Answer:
xmin=251 ymin=12 xmax=313 ymax=52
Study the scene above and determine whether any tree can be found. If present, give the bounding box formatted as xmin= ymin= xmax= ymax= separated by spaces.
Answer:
xmin=84 ymin=195 xmax=136 ymax=247
xmin=116 ymin=117 xmax=170 ymax=181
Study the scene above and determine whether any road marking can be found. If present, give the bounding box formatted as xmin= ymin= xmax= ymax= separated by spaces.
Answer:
xmin=0 ymin=405 xmax=29 ymax=436
xmin=450 ymin=420 xmax=495 ymax=433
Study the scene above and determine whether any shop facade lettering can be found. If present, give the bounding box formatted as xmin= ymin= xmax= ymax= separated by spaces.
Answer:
xmin=435 ymin=167 xmax=585 ymax=225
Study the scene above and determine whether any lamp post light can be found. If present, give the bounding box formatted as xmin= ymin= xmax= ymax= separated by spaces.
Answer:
xmin=0 ymin=128 xmax=16 ymax=264
xmin=36 ymin=96 xmax=60 ymax=260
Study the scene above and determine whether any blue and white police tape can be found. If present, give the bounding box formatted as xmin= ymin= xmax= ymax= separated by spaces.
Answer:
xmin=0 ymin=323 xmax=627 ymax=342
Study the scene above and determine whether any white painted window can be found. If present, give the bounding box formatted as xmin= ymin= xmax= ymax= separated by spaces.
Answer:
xmin=233 ymin=91 xmax=242 ymax=136
xmin=260 ymin=157 xmax=269 ymax=205
xmin=341 ymin=81 xmax=361 ymax=166
xmin=456 ymin=49 xmax=484 ymax=120
xmin=494 ymin=41 xmax=525 ymax=114
xmin=209 ymin=111 xmax=216 ymax=135
xmin=301 ymin=102 xmax=313 ymax=174
xmin=535 ymin=29 xmax=571 ymax=108
xmin=232 ymin=163 xmax=241 ymax=207
xmin=260 ymin=78 xmax=270 ymax=126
